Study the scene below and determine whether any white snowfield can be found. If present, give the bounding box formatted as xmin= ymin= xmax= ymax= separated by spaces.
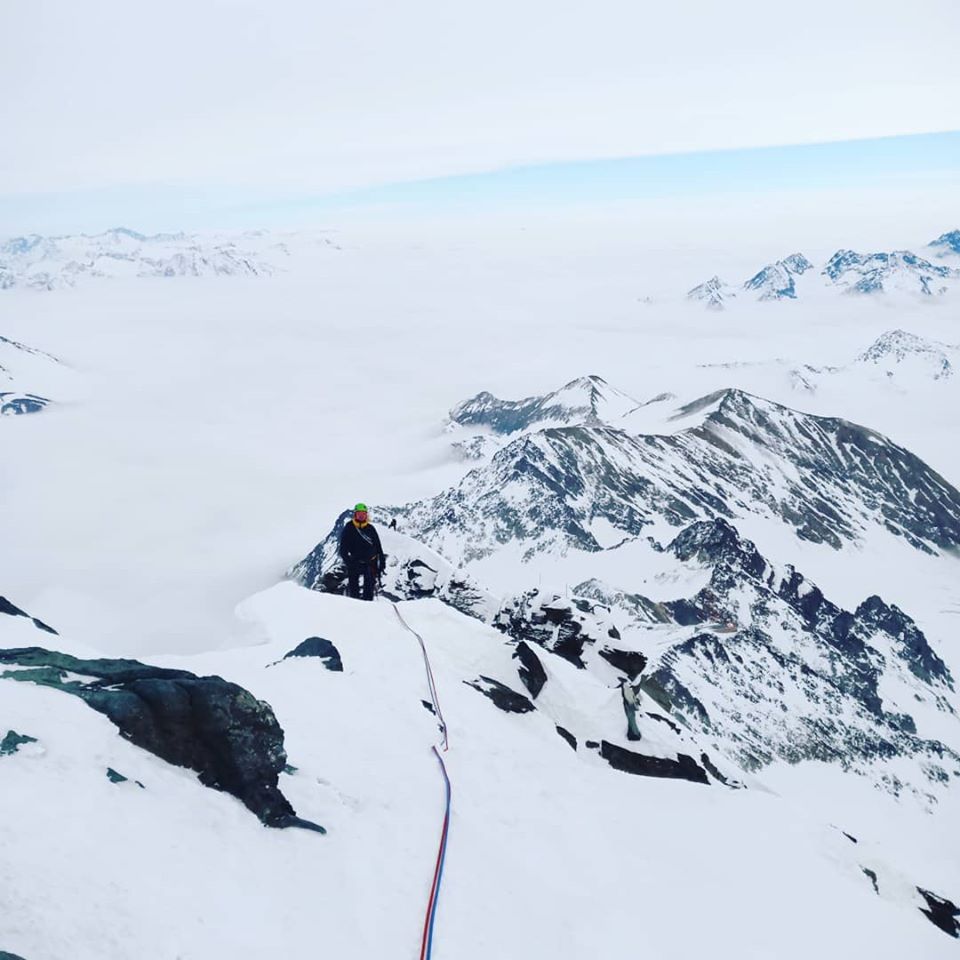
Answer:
xmin=2 ymin=586 xmax=957 ymax=960
xmin=1 ymin=211 xmax=959 ymax=958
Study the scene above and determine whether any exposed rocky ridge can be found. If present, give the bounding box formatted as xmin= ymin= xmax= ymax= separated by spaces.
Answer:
xmin=399 ymin=387 xmax=960 ymax=562
xmin=449 ymin=375 xmax=641 ymax=436
xmin=493 ymin=589 xmax=624 ymax=671
xmin=0 ymin=597 xmax=58 ymax=634
xmin=640 ymin=520 xmax=958 ymax=787
xmin=0 ymin=645 xmax=321 ymax=831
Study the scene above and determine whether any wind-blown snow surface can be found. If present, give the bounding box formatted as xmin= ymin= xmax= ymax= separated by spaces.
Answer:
xmin=2 ymin=210 xmax=959 ymax=956
xmin=2 ymin=588 xmax=958 ymax=959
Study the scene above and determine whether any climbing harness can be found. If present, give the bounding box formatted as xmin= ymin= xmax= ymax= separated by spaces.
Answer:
xmin=391 ymin=603 xmax=451 ymax=960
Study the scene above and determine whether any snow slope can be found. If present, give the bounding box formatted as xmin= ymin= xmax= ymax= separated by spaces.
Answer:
xmin=1 ymin=210 xmax=959 ymax=957
xmin=3 ymin=587 xmax=958 ymax=959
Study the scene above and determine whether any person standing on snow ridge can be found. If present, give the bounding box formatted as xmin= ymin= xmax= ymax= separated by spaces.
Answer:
xmin=338 ymin=503 xmax=386 ymax=601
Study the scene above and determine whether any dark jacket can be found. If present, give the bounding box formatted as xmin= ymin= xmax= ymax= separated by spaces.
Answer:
xmin=339 ymin=521 xmax=385 ymax=570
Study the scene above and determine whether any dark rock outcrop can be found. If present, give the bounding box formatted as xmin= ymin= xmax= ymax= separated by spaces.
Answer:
xmin=1 ymin=731 xmax=37 ymax=756
xmin=494 ymin=591 xmax=619 ymax=669
xmin=283 ymin=637 xmax=343 ymax=672
xmin=106 ymin=767 xmax=144 ymax=788
xmin=598 ymin=647 xmax=648 ymax=679
xmin=555 ymin=725 xmax=577 ymax=750
xmin=918 ymin=888 xmax=960 ymax=938
xmin=599 ymin=741 xmax=710 ymax=784
xmin=0 ymin=647 xmax=323 ymax=832
xmin=463 ymin=676 xmax=535 ymax=714
xmin=0 ymin=392 xmax=50 ymax=415
xmin=513 ymin=641 xmax=547 ymax=699
xmin=0 ymin=597 xmax=58 ymax=635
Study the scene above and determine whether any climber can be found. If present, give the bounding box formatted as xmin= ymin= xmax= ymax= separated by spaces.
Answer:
xmin=338 ymin=503 xmax=386 ymax=601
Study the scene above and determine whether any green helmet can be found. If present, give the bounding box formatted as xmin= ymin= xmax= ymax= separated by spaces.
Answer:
xmin=354 ymin=502 xmax=368 ymax=512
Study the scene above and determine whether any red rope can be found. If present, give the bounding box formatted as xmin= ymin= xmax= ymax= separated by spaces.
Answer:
xmin=419 ymin=746 xmax=451 ymax=960
xmin=392 ymin=603 xmax=452 ymax=960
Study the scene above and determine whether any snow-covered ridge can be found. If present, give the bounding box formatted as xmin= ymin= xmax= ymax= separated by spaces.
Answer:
xmin=450 ymin=374 xmax=641 ymax=435
xmin=415 ymin=379 xmax=960 ymax=564
xmin=0 ymin=333 xmax=76 ymax=413
xmin=854 ymin=329 xmax=958 ymax=380
xmin=0 ymin=226 xmax=294 ymax=290
xmin=688 ymin=228 xmax=960 ymax=306
xmin=289 ymin=507 xmax=958 ymax=803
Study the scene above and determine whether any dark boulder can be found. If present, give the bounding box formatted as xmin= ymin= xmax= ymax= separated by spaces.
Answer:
xmin=283 ymin=637 xmax=343 ymax=672
xmin=463 ymin=676 xmax=535 ymax=714
xmin=598 ymin=647 xmax=648 ymax=679
xmin=1 ymin=731 xmax=37 ymax=756
xmin=918 ymin=888 xmax=960 ymax=938
xmin=599 ymin=740 xmax=710 ymax=784
xmin=0 ymin=647 xmax=323 ymax=832
xmin=513 ymin=641 xmax=547 ymax=699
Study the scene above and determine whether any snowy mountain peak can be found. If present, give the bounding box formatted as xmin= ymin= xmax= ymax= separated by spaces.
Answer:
xmin=855 ymin=330 xmax=956 ymax=380
xmin=823 ymin=248 xmax=955 ymax=296
xmin=686 ymin=275 xmax=735 ymax=309
xmin=448 ymin=374 xmax=641 ymax=435
xmin=689 ymin=230 xmax=960 ymax=305
xmin=929 ymin=229 xmax=960 ymax=256
xmin=408 ymin=380 xmax=960 ymax=573
xmin=743 ymin=252 xmax=813 ymax=300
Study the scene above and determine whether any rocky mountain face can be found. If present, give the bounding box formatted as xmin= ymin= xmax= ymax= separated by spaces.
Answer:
xmin=0 ymin=227 xmax=283 ymax=290
xmin=854 ymin=329 xmax=957 ymax=381
xmin=743 ymin=252 xmax=813 ymax=300
xmin=401 ymin=385 xmax=960 ymax=563
xmin=688 ymin=229 xmax=960 ymax=306
xmin=686 ymin=275 xmax=737 ymax=309
xmin=641 ymin=520 xmax=957 ymax=791
xmin=823 ymin=249 xmax=954 ymax=296
xmin=930 ymin=230 xmax=960 ymax=257
xmin=450 ymin=374 xmax=641 ymax=435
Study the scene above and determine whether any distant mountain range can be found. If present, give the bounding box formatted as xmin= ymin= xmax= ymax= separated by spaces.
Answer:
xmin=0 ymin=227 xmax=289 ymax=290
xmin=689 ymin=229 xmax=960 ymax=306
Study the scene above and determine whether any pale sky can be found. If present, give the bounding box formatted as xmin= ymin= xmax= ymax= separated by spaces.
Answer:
xmin=2 ymin=0 xmax=960 ymax=228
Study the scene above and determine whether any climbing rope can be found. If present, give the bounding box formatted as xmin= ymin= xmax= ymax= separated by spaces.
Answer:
xmin=420 ymin=745 xmax=451 ymax=960
xmin=391 ymin=602 xmax=451 ymax=960
xmin=392 ymin=604 xmax=448 ymax=752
